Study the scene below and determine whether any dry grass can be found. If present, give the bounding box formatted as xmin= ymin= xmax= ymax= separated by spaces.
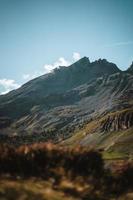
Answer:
xmin=0 ymin=178 xmax=77 ymax=200
xmin=0 ymin=143 xmax=133 ymax=200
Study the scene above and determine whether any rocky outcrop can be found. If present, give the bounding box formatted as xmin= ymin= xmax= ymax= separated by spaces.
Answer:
xmin=100 ymin=109 xmax=133 ymax=132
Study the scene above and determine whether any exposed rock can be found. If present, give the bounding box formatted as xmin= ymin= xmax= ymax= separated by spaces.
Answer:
xmin=100 ymin=110 xmax=133 ymax=132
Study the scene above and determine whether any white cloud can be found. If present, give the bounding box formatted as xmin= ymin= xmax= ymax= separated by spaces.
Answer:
xmin=0 ymin=52 xmax=81 ymax=95
xmin=0 ymin=79 xmax=20 ymax=95
xmin=22 ymin=70 xmax=43 ymax=81
xmin=44 ymin=53 xmax=81 ymax=73
xmin=43 ymin=57 xmax=71 ymax=73
xmin=23 ymin=52 xmax=81 ymax=81
xmin=73 ymin=52 xmax=81 ymax=61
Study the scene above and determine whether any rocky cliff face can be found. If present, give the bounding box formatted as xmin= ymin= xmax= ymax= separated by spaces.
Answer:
xmin=100 ymin=109 xmax=133 ymax=132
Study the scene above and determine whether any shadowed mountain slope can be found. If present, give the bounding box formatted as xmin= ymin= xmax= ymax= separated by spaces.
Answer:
xmin=0 ymin=57 xmax=132 ymax=151
xmin=0 ymin=57 xmax=119 ymax=120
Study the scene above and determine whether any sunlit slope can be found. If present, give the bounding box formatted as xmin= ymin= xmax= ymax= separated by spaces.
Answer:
xmin=62 ymin=109 xmax=133 ymax=159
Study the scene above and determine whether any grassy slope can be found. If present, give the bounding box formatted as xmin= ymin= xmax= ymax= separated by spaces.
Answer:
xmin=62 ymin=109 xmax=133 ymax=160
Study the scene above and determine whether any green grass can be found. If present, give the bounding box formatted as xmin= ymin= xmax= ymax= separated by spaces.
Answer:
xmin=61 ymin=120 xmax=99 ymax=146
xmin=102 ymin=151 xmax=128 ymax=160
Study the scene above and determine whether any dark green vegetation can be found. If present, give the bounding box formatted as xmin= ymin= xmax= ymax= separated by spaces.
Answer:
xmin=0 ymin=143 xmax=133 ymax=200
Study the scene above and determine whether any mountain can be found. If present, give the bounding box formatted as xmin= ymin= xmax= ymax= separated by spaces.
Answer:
xmin=0 ymin=57 xmax=133 ymax=157
xmin=0 ymin=57 xmax=119 ymax=119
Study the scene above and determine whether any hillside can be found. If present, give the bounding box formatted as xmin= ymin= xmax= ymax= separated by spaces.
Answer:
xmin=0 ymin=57 xmax=133 ymax=153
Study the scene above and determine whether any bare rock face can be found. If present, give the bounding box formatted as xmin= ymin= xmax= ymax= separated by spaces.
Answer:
xmin=100 ymin=110 xmax=133 ymax=132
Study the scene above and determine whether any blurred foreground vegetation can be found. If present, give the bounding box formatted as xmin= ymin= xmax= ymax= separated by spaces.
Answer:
xmin=0 ymin=143 xmax=133 ymax=200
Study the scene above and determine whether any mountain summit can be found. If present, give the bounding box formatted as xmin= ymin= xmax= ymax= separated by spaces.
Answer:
xmin=0 ymin=57 xmax=132 ymax=153
xmin=0 ymin=57 xmax=119 ymax=119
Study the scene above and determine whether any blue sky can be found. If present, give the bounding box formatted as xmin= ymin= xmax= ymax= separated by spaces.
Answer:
xmin=0 ymin=0 xmax=133 ymax=94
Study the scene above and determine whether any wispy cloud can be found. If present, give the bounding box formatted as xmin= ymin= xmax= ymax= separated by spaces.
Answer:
xmin=0 ymin=79 xmax=20 ymax=95
xmin=22 ymin=71 xmax=44 ymax=81
xmin=43 ymin=57 xmax=71 ymax=73
xmin=23 ymin=52 xmax=81 ymax=81
xmin=104 ymin=41 xmax=133 ymax=47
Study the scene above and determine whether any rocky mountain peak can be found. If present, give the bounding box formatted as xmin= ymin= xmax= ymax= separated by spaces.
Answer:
xmin=0 ymin=57 xmax=123 ymax=121
xmin=74 ymin=56 xmax=90 ymax=64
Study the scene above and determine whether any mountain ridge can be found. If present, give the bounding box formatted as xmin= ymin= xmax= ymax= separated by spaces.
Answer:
xmin=0 ymin=57 xmax=120 ymax=118
xmin=0 ymin=57 xmax=132 ymax=153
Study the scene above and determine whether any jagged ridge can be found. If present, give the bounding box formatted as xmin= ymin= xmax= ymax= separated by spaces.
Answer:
xmin=0 ymin=57 xmax=132 ymax=148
